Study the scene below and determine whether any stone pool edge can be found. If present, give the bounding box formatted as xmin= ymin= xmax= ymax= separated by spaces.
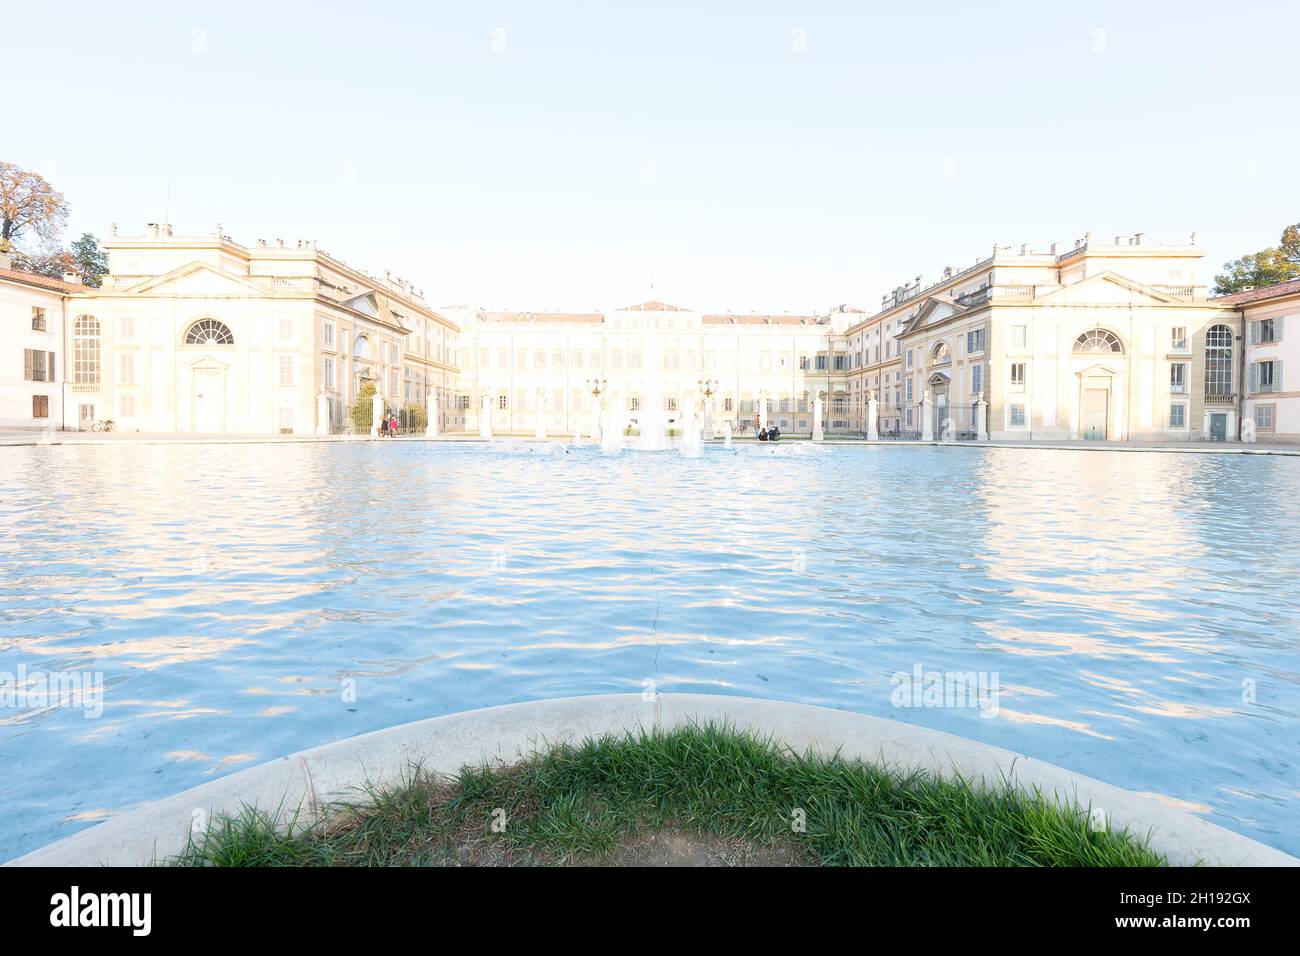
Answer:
xmin=7 ymin=693 xmax=1295 ymax=867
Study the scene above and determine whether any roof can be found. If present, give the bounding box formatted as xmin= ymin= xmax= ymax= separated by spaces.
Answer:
xmin=701 ymin=314 xmax=823 ymax=325
xmin=619 ymin=300 xmax=688 ymax=312
xmin=483 ymin=311 xmax=606 ymax=324
xmin=0 ymin=265 xmax=87 ymax=294
xmin=1213 ymin=277 xmax=1300 ymax=307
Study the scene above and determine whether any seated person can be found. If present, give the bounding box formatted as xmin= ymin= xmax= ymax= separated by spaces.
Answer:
xmin=757 ymin=427 xmax=768 ymax=441
xmin=768 ymin=425 xmax=780 ymax=441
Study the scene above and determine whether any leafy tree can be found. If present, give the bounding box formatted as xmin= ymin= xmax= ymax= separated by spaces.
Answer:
xmin=10 ymin=248 xmax=76 ymax=279
xmin=70 ymin=233 xmax=109 ymax=287
xmin=352 ymin=381 xmax=377 ymax=434
xmin=1214 ymin=221 xmax=1300 ymax=294
xmin=0 ymin=162 xmax=69 ymax=254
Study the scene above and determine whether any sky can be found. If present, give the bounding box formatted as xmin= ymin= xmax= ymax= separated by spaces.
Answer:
xmin=6 ymin=0 xmax=1299 ymax=313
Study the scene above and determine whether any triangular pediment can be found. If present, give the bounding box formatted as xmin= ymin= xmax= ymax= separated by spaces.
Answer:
xmin=900 ymin=295 xmax=963 ymax=334
xmin=342 ymin=290 xmax=380 ymax=318
xmin=1037 ymin=272 xmax=1184 ymax=306
xmin=120 ymin=262 xmax=268 ymax=297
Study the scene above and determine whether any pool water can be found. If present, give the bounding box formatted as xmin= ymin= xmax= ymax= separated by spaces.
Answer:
xmin=1 ymin=441 xmax=1297 ymax=860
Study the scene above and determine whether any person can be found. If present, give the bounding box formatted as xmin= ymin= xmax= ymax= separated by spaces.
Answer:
xmin=758 ymin=427 xmax=768 ymax=442
xmin=389 ymin=414 xmax=399 ymax=437
xmin=768 ymin=425 xmax=781 ymax=441
xmin=378 ymin=416 xmax=388 ymax=437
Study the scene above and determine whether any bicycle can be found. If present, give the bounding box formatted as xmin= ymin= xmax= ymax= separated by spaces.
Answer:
xmin=91 ymin=419 xmax=115 ymax=433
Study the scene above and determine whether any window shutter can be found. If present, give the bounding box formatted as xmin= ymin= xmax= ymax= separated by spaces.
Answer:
xmin=1276 ymin=361 xmax=1284 ymax=392
xmin=48 ymin=352 xmax=55 ymax=380
xmin=1249 ymin=362 xmax=1258 ymax=393
xmin=1249 ymin=321 xmax=1259 ymax=345
xmin=24 ymin=349 xmax=34 ymax=381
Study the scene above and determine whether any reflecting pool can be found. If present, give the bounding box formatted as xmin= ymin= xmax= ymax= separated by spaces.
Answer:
xmin=1 ymin=441 xmax=1297 ymax=859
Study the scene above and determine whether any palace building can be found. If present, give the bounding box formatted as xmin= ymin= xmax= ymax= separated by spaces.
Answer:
xmin=0 ymin=252 xmax=84 ymax=431
xmin=3 ymin=223 xmax=1280 ymax=444
xmin=445 ymin=301 xmax=858 ymax=437
xmin=50 ymin=224 xmax=458 ymax=434
xmin=842 ymin=232 xmax=1241 ymax=442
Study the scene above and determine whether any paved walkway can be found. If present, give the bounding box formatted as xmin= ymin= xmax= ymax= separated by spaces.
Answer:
xmin=1 ymin=430 xmax=1296 ymax=455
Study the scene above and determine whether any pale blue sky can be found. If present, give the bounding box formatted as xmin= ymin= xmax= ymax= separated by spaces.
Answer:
xmin=7 ymin=1 xmax=1299 ymax=312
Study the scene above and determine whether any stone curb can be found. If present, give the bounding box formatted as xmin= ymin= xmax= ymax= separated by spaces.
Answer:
xmin=8 ymin=694 xmax=1294 ymax=867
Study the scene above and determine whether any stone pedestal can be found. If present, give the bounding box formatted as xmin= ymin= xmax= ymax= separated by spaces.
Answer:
xmin=975 ymin=395 xmax=988 ymax=442
xmin=919 ymin=392 xmax=933 ymax=442
xmin=866 ymin=392 xmax=879 ymax=441
xmin=316 ymin=390 xmax=330 ymax=437
xmin=426 ymin=390 xmax=438 ymax=438
xmin=812 ymin=396 xmax=824 ymax=442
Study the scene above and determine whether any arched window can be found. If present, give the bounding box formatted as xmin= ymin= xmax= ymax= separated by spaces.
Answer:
xmin=1205 ymin=324 xmax=1234 ymax=396
xmin=930 ymin=342 xmax=951 ymax=365
xmin=1073 ymin=329 xmax=1124 ymax=353
xmin=184 ymin=319 xmax=234 ymax=345
xmin=73 ymin=315 xmax=101 ymax=384
xmin=352 ymin=334 xmax=371 ymax=360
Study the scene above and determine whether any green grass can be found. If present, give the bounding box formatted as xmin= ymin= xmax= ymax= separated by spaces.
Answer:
xmin=168 ymin=723 xmax=1166 ymax=867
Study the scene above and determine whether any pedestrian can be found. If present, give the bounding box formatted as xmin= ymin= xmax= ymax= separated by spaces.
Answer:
xmin=389 ymin=414 xmax=399 ymax=437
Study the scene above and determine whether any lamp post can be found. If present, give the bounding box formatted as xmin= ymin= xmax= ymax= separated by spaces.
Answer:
xmin=586 ymin=377 xmax=607 ymax=440
xmin=697 ymin=377 xmax=718 ymax=438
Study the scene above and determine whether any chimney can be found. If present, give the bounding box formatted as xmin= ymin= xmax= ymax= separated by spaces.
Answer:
xmin=63 ymin=271 xmax=80 ymax=284
xmin=1050 ymin=242 xmax=1058 ymax=255
xmin=163 ymin=224 xmax=173 ymax=237
xmin=145 ymin=223 xmax=159 ymax=237
xmin=1019 ymin=243 xmax=1029 ymax=255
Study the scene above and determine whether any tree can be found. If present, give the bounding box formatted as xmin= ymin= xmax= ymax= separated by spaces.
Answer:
xmin=0 ymin=162 xmax=69 ymax=254
xmin=352 ymin=381 xmax=377 ymax=434
xmin=69 ymin=233 xmax=109 ymax=287
xmin=1214 ymin=221 xmax=1300 ymax=295
xmin=10 ymin=248 xmax=76 ymax=280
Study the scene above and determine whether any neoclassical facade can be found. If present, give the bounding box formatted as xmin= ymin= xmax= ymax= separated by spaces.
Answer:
xmin=0 ymin=254 xmax=83 ymax=431
xmin=446 ymin=301 xmax=858 ymax=436
xmin=843 ymin=233 xmax=1242 ymax=441
xmin=1218 ymin=278 xmax=1300 ymax=443
xmin=60 ymin=224 xmax=458 ymax=434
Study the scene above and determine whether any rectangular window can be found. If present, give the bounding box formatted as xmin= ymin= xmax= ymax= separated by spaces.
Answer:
xmin=906 ymin=349 xmax=914 ymax=369
xmin=815 ymin=355 xmax=828 ymax=370
xmin=119 ymin=352 xmax=136 ymax=385
xmin=834 ymin=355 xmax=846 ymax=371
xmin=799 ymin=355 xmax=810 ymax=370
xmin=1011 ymin=325 xmax=1027 ymax=349
xmin=1009 ymin=403 xmax=1026 ymax=428
xmin=323 ymin=322 xmax=335 ymax=347
xmin=1169 ymin=403 xmax=1186 ymax=428
xmin=1254 ymin=404 xmax=1275 ymax=431
xmin=278 ymin=354 xmax=294 ymax=386
xmin=498 ymin=394 xmax=507 ymax=410
xmin=1170 ymin=363 xmax=1186 ymax=393
xmin=120 ymin=394 xmax=136 ymax=418
xmin=23 ymin=349 xmax=55 ymax=382
xmin=323 ymin=357 xmax=335 ymax=385
xmin=1251 ymin=360 xmax=1280 ymax=393
xmin=570 ymin=350 xmax=583 ymax=369
xmin=1253 ymin=319 xmax=1278 ymax=344
xmin=665 ymin=397 xmax=677 ymax=412
xmin=278 ymin=318 xmax=294 ymax=342
xmin=32 ymin=395 xmax=49 ymax=418
xmin=1010 ymin=362 xmax=1025 ymax=390
xmin=905 ymin=379 xmax=913 ymax=402
xmin=120 ymin=316 xmax=135 ymax=339
xmin=534 ymin=349 xmax=547 ymax=368
xmin=723 ymin=397 xmax=733 ymax=412
xmin=966 ymin=328 xmax=986 ymax=353
xmin=630 ymin=396 xmax=641 ymax=412
xmin=1171 ymin=326 xmax=1187 ymax=350
xmin=32 ymin=307 xmax=47 ymax=331
xmin=971 ymin=363 xmax=983 ymax=395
